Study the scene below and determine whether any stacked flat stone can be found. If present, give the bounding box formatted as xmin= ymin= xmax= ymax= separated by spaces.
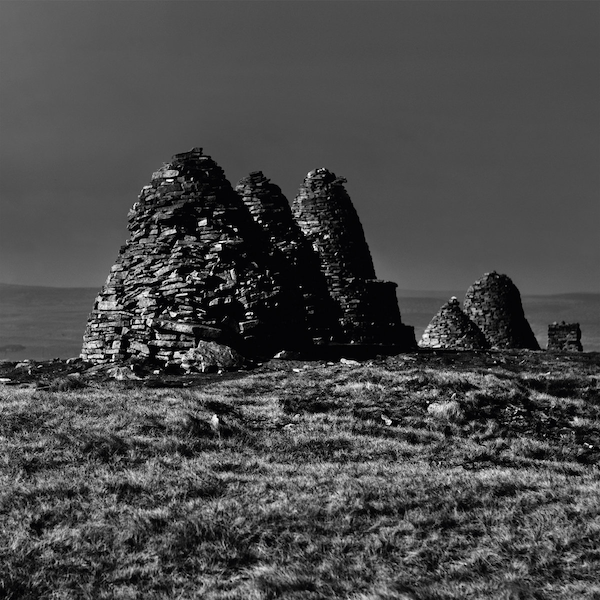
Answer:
xmin=235 ymin=171 xmax=340 ymax=344
xmin=547 ymin=322 xmax=583 ymax=352
xmin=419 ymin=297 xmax=489 ymax=350
xmin=81 ymin=148 xmax=302 ymax=365
xmin=463 ymin=272 xmax=540 ymax=350
xmin=291 ymin=168 xmax=415 ymax=347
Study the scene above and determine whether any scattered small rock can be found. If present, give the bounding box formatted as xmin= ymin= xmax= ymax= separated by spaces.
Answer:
xmin=181 ymin=341 xmax=245 ymax=374
xmin=273 ymin=350 xmax=303 ymax=360
xmin=340 ymin=358 xmax=360 ymax=366
xmin=381 ymin=414 xmax=393 ymax=426
xmin=427 ymin=400 xmax=464 ymax=422
xmin=107 ymin=366 xmax=141 ymax=381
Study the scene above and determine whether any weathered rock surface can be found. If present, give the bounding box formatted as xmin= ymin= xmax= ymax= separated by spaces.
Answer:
xmin=181 ymin=341 xmax=245 ymax=373
xmin=463 ymin=272 xmax=540 ymax=350
xmin=419 ymin=297 xmax=488 ymax=350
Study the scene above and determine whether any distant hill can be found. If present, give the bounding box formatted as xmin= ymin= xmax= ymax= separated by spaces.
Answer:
xmin=0 ymin=283 xmax=98 ymax=360
xmin=0 ymin=283 xmax=598 ymax=360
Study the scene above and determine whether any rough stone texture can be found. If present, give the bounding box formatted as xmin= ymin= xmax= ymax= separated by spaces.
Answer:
xmin=291 ymin=168 xmax=415 ymax=348
xmin=81 ymin=148 xmax=305 ymax=365
xmin=463 ymin=272 xmax=540 ymax=350
xmin=235 ymin=171 xmax=340 ymax=345
xmin=547 ymin=322 xmax=583 ymax=352
xmin=419 ymin=297 xmax=489 ymax=350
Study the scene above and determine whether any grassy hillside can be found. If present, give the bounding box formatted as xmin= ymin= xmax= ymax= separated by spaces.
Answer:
xmin=1 ymin=351 xmax=599 ymax=599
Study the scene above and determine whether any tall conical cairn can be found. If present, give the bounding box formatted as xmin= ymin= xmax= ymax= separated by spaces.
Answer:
xmin=81 ymin=148 xmax=302 ymax=365
xmin=463 ymin=272 xmax=540 ymax=350
xmin=291 ymin=168 xmax=415 ymax=347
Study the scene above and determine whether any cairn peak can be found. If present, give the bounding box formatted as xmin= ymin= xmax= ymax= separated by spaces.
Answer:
xmin=303 ymin=168 xmax=347 ymax=188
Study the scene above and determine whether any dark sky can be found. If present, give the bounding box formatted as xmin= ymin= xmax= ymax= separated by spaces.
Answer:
xmin=1 ymin=1 xmax=598 ymax=294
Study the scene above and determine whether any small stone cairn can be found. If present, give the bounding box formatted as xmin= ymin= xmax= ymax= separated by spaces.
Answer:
xmin=547 ymin=322 xmax=582 ymax=352
xmin=291 ymin=168 xmax=415 ymax=347
xmin=463 ymin=272 xmax=540 ymax=350
xmin=419 ymin=297 xmax=488 ymax=350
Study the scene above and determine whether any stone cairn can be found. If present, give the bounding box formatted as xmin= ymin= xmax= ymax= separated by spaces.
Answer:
xmin=234 ymin=171 xmax=340 ymax=345
xmin=547 ymin=322 xmax=582 ymax=352
xmin=81 ymin=148 xmax=309 ymax=366
xmin=82 ymin=152 xmax=415 ymax=367
xmin=419 ymin=297 xmax=489 ymax=350
xmin=463 ymin=272 xmax=540 ymax=350
xmin=291 ymin=168 xmax=415 ymax=347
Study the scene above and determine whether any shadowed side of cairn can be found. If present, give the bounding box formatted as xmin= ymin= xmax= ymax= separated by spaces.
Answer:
xmin=235 ymin=170 xmax=341 ymax=346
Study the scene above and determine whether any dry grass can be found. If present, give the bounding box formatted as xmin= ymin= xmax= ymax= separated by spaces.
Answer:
xmin=1 ymin=351 xmax=599 ymax=599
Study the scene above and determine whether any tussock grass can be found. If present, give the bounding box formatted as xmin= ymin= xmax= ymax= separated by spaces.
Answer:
xmin=1 ymin=352 xmax=599 ymax=599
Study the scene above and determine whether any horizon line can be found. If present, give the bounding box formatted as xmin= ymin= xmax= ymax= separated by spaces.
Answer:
xmin=1 ymin=281 xmax=598 ymax=298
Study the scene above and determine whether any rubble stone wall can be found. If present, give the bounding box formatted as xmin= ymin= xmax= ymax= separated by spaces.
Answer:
xmin=547 ymin=322 xmax=583 ymax=352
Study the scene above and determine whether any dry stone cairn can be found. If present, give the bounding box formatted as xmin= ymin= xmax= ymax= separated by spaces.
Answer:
xmin=235 ymin=171 xmax=340 ymax=345
xmin=81 ymin=148 xmax=307 ymax=366
xmin=419 ymin=297 xmax=489 ymax=350
xmin=80 ymin=148 xmax=558 ymax=364
xmin=547 ymin=322 xmax=582 ymax=352
xmin=82 ymin=150 xmax=418 ymax=368
xmin=463 ymin=272 xmax=540 ymax=350
xmin=291 ymin=168 xmax=415 ymax=347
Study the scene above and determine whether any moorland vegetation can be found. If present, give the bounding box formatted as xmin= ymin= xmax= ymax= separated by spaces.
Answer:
xmin=1 ymin=350 xmax=599 ymax=599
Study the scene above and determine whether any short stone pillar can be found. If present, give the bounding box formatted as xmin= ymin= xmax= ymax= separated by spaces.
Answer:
xmin=547 ymin=322 xmax=583 ymax=352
